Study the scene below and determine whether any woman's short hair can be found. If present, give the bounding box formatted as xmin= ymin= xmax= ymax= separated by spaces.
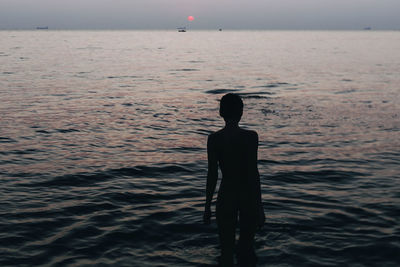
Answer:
xmin=219 ymin=93 xmax=243 ymax=122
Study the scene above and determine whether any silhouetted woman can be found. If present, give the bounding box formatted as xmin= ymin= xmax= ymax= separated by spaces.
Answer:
xmin=203 ymin=93 xmax=265 ymax=267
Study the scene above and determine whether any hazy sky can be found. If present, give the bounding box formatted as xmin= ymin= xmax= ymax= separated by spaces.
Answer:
xmin=1 ymin=0 xmax=399 ymax=30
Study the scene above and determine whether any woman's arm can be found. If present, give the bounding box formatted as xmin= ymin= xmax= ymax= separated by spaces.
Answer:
xmin=253 ymin=132 xmax=265 ymax=228
xmin=204 ymin=134 xmax=218 ymax=224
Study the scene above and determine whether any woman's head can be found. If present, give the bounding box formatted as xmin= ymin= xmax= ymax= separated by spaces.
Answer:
xmin=219 ymin=93 xmax=243 ymax=122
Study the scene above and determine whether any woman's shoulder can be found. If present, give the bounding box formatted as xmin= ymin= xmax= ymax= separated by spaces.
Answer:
xmin=240 ymin=128 xmax=258 ymax=139
xmin=208 ymin=129 xmax=223 ymax=143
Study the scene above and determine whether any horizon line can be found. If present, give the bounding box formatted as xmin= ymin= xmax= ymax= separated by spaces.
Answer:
xmin=1 ymin=28 xmax=400 ymax=31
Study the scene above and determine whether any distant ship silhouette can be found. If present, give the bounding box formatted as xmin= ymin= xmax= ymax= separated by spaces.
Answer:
xmin=177 ymin=27 xmax=186 ymax=32
xmin=36 ymin=26 xmax=48 ymax=30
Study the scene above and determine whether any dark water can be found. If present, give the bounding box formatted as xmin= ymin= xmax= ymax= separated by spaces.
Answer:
xmin=1 ymin=31 xmax=399 ymax=266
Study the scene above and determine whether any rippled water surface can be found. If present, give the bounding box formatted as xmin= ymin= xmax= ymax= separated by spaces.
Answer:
xmin=1 ymin=31 xmax=399 ymax=266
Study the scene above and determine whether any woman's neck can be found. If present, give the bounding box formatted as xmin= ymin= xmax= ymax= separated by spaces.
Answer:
xmin=224 ymin=121 xmax=240 ymax=129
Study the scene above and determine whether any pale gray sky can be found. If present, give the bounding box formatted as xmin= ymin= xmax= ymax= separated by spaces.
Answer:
xmin=1 ymin=0 xmax=399 ymax=30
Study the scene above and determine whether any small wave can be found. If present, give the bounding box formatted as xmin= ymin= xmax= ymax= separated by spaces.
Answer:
xmin=0 ymin=148 xmax=45 ymax=156
xmin=173 ymin=69 xmax=199 ymax=72
xmin=36 ymin=129 xmax=51 ymax=134
xmin=265 ymin=170 xmax=366 ymax=184
xmin=261 ymin=108 xmax=277 ymax=115
xmin=0 ymin=137 xmax=17 ymax=143
xmin=107 ymin=75 xmax=140 ymax=79
xmin=259 ymin=158 xmax=370 ymax=166
xmin=56 ymin=128 xmax=80 ymax=133
xmin=335 ymin=89 xmax=357 ymax=94
xmin=241 ymin=91 xmax=275 ymax=96
xmin=18 ymin=164 xmax=196 ymax=187
xmin=77 ymin=46 xmax=103 ymax=50
xmin=242 ymin=94 xmax=271 ymax=99
xmin=50 ymin=93 xmax=67 ymax=97
xmin=330 ymin=242 xmax=400 ymax=266
xmin=253 ymin=82 xmax=290 ymax=89
xmin=153 ymin=112 xmax=172 ymax=117
xmin=62 ymin=202 xmax=120 ymax=217
xmin=172 ymin=146 xmax=203 ymax=153
xmin=205 ymin=89 xmax=240 ymax=94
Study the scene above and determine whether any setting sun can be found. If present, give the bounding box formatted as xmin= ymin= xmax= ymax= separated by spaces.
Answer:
xmin=187 ymin=16 xmax=194 ymax=21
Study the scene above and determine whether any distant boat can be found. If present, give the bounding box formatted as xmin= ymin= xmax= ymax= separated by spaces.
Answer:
xmin=36 ymin=26 xmax=48 ymax=30
xmin=177 ymin=27 xmax=186 ymax=32
xmin=219 ymin=29 xmax=222 ymax=31
xmin=363 ymin=27 xmax=372 ymax=30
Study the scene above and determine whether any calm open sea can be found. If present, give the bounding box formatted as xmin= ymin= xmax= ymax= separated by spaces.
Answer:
xmin=0 ymin=30 xmax=399 ymax=266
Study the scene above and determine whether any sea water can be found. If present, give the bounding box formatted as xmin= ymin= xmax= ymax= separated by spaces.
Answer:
xmin=0 ymin=30 xmax=399 ymax=266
